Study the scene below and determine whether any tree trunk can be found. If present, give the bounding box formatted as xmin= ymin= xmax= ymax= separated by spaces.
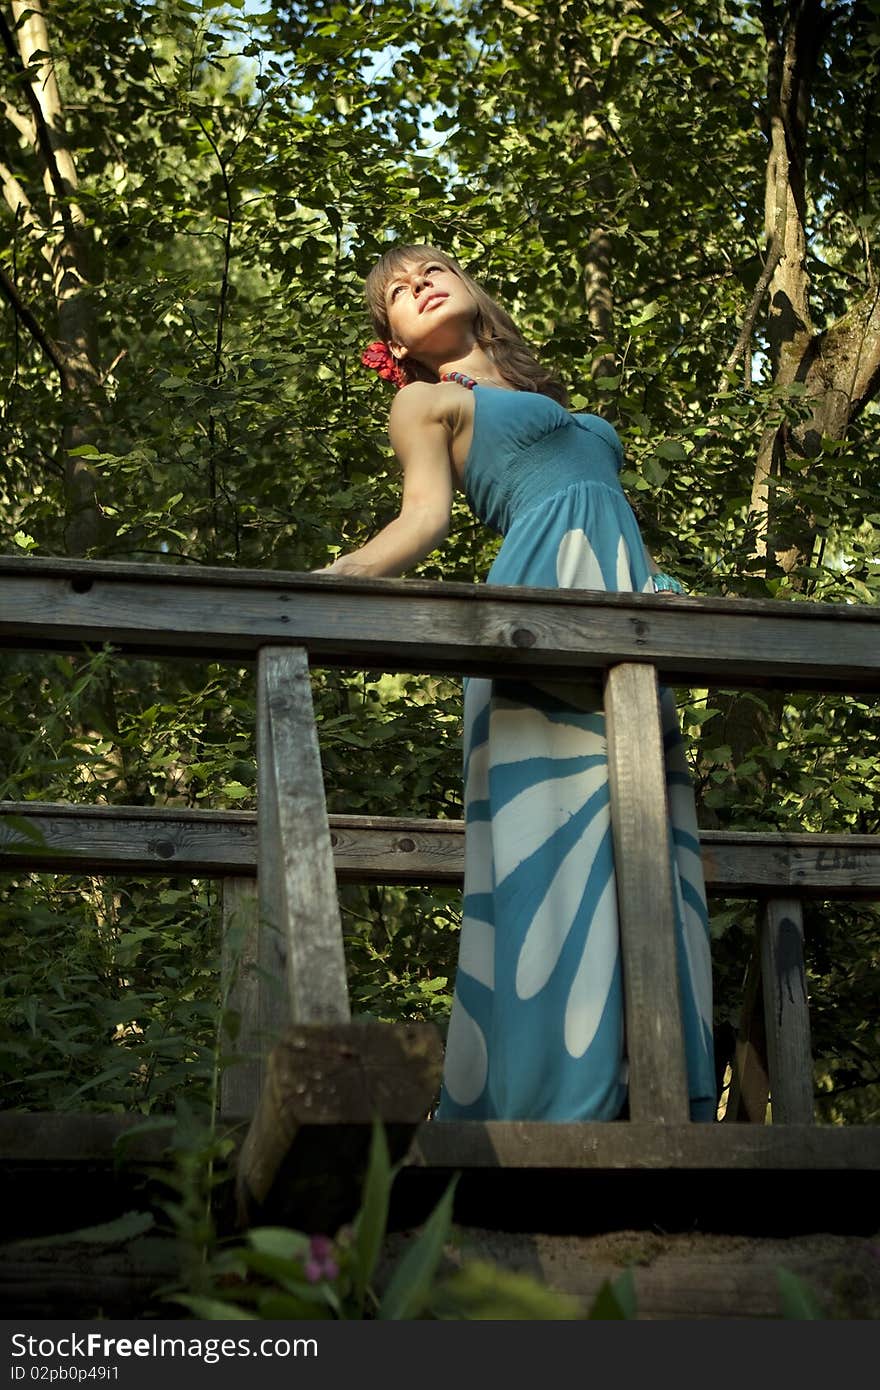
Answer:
xmin=570 ymin=62 xmax=617 ymax=393
xmin=2 ymin=0 xmax=109 ymax=555
xmin=714 ymin=4 xmax=880 ymax=798
xmin=747 ymin=1 xmax=880 ymax=576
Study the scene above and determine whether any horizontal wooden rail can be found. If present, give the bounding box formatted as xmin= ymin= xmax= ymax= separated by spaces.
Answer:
xmin=4 ymin=1112 xmax=880 ymax=1173
xmin=3 ymin=801 xmax=880 ymax=897
xmin=2 ymin=555 xmax=880 ymax=691
xmin=409 ymin=1120 xmax=880 ymax=1171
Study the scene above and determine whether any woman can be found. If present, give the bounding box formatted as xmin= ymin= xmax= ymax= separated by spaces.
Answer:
xmin=320 ymin=245 xmax=715 ymax=1122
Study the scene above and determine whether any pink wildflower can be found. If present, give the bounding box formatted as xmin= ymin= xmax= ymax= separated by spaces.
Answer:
xmin=304 ymin=1234 xmax=339 ymax=1283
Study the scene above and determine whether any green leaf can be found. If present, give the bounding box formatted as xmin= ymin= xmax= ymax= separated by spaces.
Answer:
xmin=655 ymin=440 xmax=687 ymax=460
xmin=434 ymin=1259 xmax=582 ymax=1319
xmin=683 ymin=706 xmax=720 ymax=727
xmin=257 ymin=1292 xmax=333 ymax=1319
xmin=170 ymin=1295 xmax=258 ymax=1320
xmin=0 ymin=815 xmax=50 ymax=852
xmin=629 ymin=301 xmax=661 ymax=327
xmin=643 ymin=457 xmax=669 ymax=487
xmin=247 ymin=1227 xmax=310 ymax=1261
xmin=777 ymin=1267 xmax=825 ymax=1319
xmin=378 ymin=1175 xmax=458 ymax=1320
xmin=350 ymin=1117 xmax=393 ymax=1314
xmin=588 ymin=1269 xmax=637 ymax=1319
xmin=9 ymin=1211 xmax=155 ymax=1248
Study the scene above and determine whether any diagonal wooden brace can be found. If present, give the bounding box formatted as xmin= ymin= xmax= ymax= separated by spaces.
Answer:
xmin=257 ymin=645 xmax=350 ymax=1033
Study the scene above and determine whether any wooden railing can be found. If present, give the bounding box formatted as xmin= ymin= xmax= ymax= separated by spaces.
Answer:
xmin=2 ymin=555 xmax=880 ymax=1227
xmin=4 ymin=800 xmax=880 ymax=1124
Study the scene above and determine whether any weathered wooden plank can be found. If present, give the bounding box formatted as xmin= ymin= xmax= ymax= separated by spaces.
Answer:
xmin=326 ymin=815 xmax=465 ymax=883
xmin=236 ymin=1021 xmax=443 ymax=1231
xmin=760 ymin=897 xmax=814 ymax=1124
xmin=0 ymin=1112 xmax=180 ymax=1163
xmin=379 ymin=1227 xmax=880 ymax=1320
xmin=2 ymin=556 xmax=880 ymax=691
xmin=257 ymin=646 xmax=350 ymax=1027
xmin=3 ymin=1222 xmax=879 ymax=1322
xmin=5 ymin=802 xmax=880 ymax=896
xmin=220 ymin=877 xmax=261 ymax=1117
xmin=699 ymin=832 xmax=880 ymax=897
xmin=604 ymin=663 xmax=689 ymax=1123
xmin=722 ymin=943 xmax=771 ymax=1124
xmin=3 ymin=1110 xmax=878 ymax=1174
xmin=0 ymin=1236 xmax=179 ymax=1320
xmin=0 ymin=800 xmax=257 ymax=875
xmin=0 ymin=802 xmax=466 ymax=883
xmin=408 ymin=1120 xmax=880 ymax=1171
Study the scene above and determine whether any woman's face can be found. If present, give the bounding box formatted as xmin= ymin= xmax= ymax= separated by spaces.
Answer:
xmin=384 ymin=256 xmax=477 ymax=365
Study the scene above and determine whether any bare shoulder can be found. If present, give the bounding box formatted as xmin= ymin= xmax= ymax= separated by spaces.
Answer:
xmin=388 ymin=380 xmax=447 ymax=428
xmin=389 ymin=379 xmax=473 ymax=451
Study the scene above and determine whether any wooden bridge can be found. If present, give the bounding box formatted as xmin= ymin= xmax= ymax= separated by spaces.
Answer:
xmin=2 ymin=555 xmax=880 ymax=1317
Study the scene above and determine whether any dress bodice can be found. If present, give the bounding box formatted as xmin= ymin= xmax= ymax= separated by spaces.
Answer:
xmin=464 ymin=386 xmax=625 ymax=536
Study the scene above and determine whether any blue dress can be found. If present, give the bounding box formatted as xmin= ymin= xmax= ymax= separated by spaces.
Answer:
xmin=435 ymin=386 xmax=716 ymax=1123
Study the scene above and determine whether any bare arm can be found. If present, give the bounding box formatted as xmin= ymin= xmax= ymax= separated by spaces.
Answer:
xmin=316 ymin=384 xmax=454 ymax=578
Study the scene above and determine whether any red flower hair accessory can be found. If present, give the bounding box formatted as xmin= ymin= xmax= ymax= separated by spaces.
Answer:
xmin=361 ymin=340 xmax=408 ymax=389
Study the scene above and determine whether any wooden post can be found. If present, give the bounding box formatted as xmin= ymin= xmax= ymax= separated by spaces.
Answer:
xmin=237 ymin=648 xmax=445 ymax=1230
xmin=760 ymin=896 xmax=814 ymax=1124
xmin=219 ymin=877 xmax=261 ymax=1117
xmin=257 ymin=645 xmax=350 ymax=1028
xmin=236 ymin=1021 xmax=444 ymax=1231
xmin=604 ymin=663 xmax=689 ymax=1123
xmin=724 ymin=942 xmax=771 ymax=1123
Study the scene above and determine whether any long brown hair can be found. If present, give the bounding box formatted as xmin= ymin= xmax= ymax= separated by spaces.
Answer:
xmin=364 ymin=244 xmax=569 ymax=406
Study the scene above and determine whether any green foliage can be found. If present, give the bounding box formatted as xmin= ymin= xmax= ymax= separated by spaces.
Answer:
xmin=378 ymin=1173 xmax=459 ymax=1320
xmin=10 ymin=1210 xmax=156 ymax=1249
xmin=0 ymin=869 xmax=223 ymax=1112
xmin=776 ymin=1267 xmax=826 ymax=1320
xmin=166 ymin=1118 xmax=600 ymax=1320
xmin=430 ymin=1261 xmax=584 ymax=1320
xmin=586 ymin=1269 xmax=638 ymax=1320
xmin=349 ymin=1117 xmax=393 ymax=1315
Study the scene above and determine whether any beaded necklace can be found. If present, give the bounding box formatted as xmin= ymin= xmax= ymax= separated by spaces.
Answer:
xmin=440 ymin=370 xmax=514 ymax=390
xmin=440 ymin=370 xmax=480 ymax=389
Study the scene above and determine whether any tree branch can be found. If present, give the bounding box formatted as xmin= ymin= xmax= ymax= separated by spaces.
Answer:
xmin=719 ymin=238 xmax=783 ymax=387
xmin=499 ymin=0 xmax=539 ymax=21
xmin=0 ymin=155 xmax=54 ymax=268
xmin=816 ymin=279 xmax=880 ymax=422
xmin=0 ymin=4 xmax=79 ymax=235
xmin=0 ymin=259 xmax=70 ymax=384
xmin=2 ymin=92 xmax=35 ymax=143
xmin=848 ymin=281 xmax=880 ymax=413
